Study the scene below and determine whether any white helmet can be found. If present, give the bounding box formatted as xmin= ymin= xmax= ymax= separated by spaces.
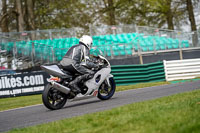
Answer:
xmin=79 ymin=35 xmax=93 ymax=49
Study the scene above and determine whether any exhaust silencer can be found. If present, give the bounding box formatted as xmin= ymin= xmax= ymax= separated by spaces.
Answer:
xmin=51 ymin=81 xmax=71 ymax=95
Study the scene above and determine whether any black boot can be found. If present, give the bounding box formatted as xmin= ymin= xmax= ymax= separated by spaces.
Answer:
xmin=69 ymin=74 xmax=90 ymax=93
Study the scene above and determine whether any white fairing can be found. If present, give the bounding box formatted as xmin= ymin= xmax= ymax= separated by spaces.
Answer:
xmin=43 ymin=65 xmax=65 ymax=75
xmin=85 ymin=67 xmax=111 ymax=95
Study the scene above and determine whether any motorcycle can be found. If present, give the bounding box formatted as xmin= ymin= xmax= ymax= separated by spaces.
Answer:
xmin=41 ymin=49 xmax=116 ymax=110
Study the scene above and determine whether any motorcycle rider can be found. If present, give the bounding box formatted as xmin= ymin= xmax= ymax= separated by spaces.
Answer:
xmin=60 ymin=35 xmax=98 ymax=94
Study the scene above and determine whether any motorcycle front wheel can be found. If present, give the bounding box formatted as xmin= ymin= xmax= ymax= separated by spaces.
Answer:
xmin=42 ymin=83 xmax=67 ymax=110
xmin=97 ymin=77 xmax=116 ymax=100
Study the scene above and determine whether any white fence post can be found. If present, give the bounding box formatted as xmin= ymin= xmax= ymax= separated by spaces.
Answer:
xmin=163 ymin=60 xmax=168 ymax=81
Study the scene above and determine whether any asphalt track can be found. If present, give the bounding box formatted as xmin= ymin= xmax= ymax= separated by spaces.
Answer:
xmin=1 ymin=80 xmax=200 ymax=132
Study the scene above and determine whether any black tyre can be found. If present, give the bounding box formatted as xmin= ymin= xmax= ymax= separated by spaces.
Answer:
xmin=42 ymin=83 xmax=67 ymax=110
xmin=97 ymin=77 xmax=116 ymax=100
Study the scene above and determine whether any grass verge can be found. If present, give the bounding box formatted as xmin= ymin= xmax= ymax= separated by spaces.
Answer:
xmin=0 ymin=81 xmax=170 ymax=111
xmin=0 ymin=94 xmax=42 ymax=111
xmin=8 ymin=88 xmax=200 ymax=133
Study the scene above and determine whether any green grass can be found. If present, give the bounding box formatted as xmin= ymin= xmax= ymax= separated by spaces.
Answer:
xmin=116 ymin=81 xmax=170 ymax=91
xmin=8 ymin=89 xmax=200 ymax=133
xmin=0 ymin=94 xmax=42 ymax=111
xmin=0 ymin=81 xmax=169 ymax=111
xmin=170 ymin=78 xmax=200 ymax=84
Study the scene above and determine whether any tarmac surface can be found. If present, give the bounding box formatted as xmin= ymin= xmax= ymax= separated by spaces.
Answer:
xmin=1 ymin=80 xmax=200 ymax=132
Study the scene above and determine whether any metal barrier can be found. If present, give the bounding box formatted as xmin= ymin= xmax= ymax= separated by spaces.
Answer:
xmin=137 ymin=26 xmax=193 ymax=41
xmin=91 ymin=24 xmax=195 ymax=41
xmin=90 ymin=24 xmax=137 ymax=35
xmin=0 ymin=27 xmax=86 ymax=41
xmin=0 ymin=24 xmax=199 ymax=69
xmin=111 ymin=61 xmax=165 ymax=86
xmin=0 ymin=36 xmax=69 ymax=69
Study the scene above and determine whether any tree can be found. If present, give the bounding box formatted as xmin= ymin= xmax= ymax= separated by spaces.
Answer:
xmin=0 ymin=0 xmax=9 ymax=32
xmin=26 ymin=0 xmax=35 ymax=31
xmin=145 ymin=0 xmax=175 ymax=30
xmin=113 ymin=0 xmax=177 ymax=29
xmin=103 ymin=0 xmax=116 ymax=25
xmin=34 ymin=0 xmax=91 ymax=29
xmin=186 ymin=0 xmax=197 ymax=31
xmin=16 ymin=0 xmax=25 ymax=32
xmin=165 ymin=0 xmax=174 ymax=30
xmin=86 ymin=0 xmax=120 ymax=26
xmin=186 ymin=0 xmax=198 ymax=46
xmin=0 ymin=0 xmax=198 ymax=34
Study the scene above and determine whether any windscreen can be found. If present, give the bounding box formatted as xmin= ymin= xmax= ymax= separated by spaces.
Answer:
xmin=90 ymin=48 xmax=103 ymax=57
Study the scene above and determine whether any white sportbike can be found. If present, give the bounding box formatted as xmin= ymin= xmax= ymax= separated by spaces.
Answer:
xmin=41 ymin=49 xmax=116 ymax=110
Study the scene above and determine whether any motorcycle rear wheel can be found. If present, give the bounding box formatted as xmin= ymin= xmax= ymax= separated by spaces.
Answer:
xmin=97 ymin=77 xmax=116 ymax=100
xmin=42 ymin=83 xmax=67 ymax=110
